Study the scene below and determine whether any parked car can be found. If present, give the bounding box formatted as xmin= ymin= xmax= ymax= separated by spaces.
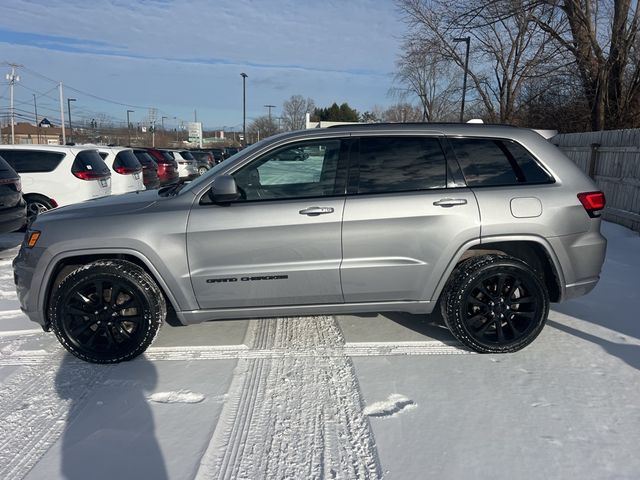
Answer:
xmin=190 ymin=151 xmax=214 ymax=175
xmin=0 ymin=154 xmax=27 ymax=233
xmin=131 ymin=149 xmax=161 ymax=190
xmin=273 ymin=147 xmax=308 ymax=161
xmin=15 ymin=123 xmax=607 ymax=363
xmin=97 ymin=147 xmax=145 ymax=194
xmin=0 ymin=145 xmax=111 ymax=224
xmin=144 ymin=148 xmax=179 ymax=186
xmin=208 ymin=148 xmax=226 ymax=164
xmin=162 ymin=150 xmax=198 ymax=180
xmin=224 ymin=147 xmax=240 ymax=158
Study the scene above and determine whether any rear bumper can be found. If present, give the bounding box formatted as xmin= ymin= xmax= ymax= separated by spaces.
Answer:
xmin=0 ymin=202 xmax=27 ymax=233
xmin=548 ymin=222 xmax=607 ymax=301
xmin=563 ymin=278 xmax=599 ymax=300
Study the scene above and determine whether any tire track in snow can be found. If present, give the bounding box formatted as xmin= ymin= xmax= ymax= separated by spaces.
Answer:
xmin=0 ymin=353 xmax=108 ymax=479
xmin=195 ymin=316 xmax=383 ymax=480
xmin=0 ymin=340 xmax=471 ymax=365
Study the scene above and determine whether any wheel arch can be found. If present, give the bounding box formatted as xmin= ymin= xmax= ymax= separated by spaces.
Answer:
xmin=433 ymin=235 xmax=565 ymax=304
xmin=41 ymin=250 xmax=182 ymax=330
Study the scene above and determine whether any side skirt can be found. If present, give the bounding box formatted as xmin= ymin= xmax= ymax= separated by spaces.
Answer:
xmin=176 ymin=300 xmax=434 ymax=325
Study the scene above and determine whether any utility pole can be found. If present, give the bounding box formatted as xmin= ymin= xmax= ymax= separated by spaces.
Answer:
xmin=240 ymin=73 xmax=247 ymax=147
xmin=453 ymin=37 xmax=471 ymax=123
xmin=58 ymin=82 xmax=66 ymax=145
xmin=194 ymin=109 xmax=197 ymax=122
xmin=127 ymin=110 xmax=134 ymax=145
xmin=264 ymin=104 xmax=276 ymax=121
xmin=67 ymin=98 xmax=76 ymax=143
xmin=33 ymin=94 xmax=41 ymax=144
xmin=6 ymin=64 xmax=21 ymax=145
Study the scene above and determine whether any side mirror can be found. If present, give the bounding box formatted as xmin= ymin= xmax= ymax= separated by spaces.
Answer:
xmin=208 ymin=174 xmax=240 ymax=203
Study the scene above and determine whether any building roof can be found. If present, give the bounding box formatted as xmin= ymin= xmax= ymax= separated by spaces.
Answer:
xmin=0 ymin=122 xmax=62 ymax=136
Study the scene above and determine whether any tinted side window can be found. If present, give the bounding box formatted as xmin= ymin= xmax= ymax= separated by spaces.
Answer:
xmin=504 ymin=141 xmax=554 ymax=184
xmin=356 ymin=137 xmax=446 ymax=194
xmin=233 ymin=140 xmax=341 ymax=201
xmin=0 ymin=150 xmax=65 ymax=173
xmin=450 ymin=138 xmax=553 ymax=186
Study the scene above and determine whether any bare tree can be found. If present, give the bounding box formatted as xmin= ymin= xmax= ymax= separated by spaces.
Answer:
xmin=524 ymin=0 xmax=640 ymax=130
xmin=248 ymin=116 xmax=279 ymax=141
xmin=396 ymin=0 xmax=563 ymax=123
xmin=392 ymin=38 xmax=460 ymax=121
xmin=281 ymin=95 xmax=315 ymax=131
xmin=382 ymin=103 xmax=424 ymax=122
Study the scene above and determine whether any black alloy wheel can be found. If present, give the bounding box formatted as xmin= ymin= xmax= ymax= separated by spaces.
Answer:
xmin=443 ymin=255 xmax=549 ymax=353
xmin=50 ymin=260 xmax=165 ymax=363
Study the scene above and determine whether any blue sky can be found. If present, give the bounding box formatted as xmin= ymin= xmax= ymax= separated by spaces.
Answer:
xmin=0 ymin=0 xmax=406 ymax=130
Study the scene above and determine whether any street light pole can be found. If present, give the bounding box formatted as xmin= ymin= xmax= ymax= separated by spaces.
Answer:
xmin=453 ymin=36 xmax=471 ymax=123
xmin=240 ymin=73 xmax=247 ymax=146
xmin=127 ymin=110 xmax=134 ymax=145
xmin=67 ymin=98 xmax=76 ymax=143
xmin=264 ymin=104 xmax=276 ymax=121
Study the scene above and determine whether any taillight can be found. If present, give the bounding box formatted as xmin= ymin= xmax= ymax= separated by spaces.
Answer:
xmin=0 ymin=177 xmax=21 ymax=192
xmin=73 ymin=170 xmax=111 ymax=181
xmin=114 ymin=166 xmax=142 ymax=175
xmin=577 ymin=191 xmax=606 ymax=217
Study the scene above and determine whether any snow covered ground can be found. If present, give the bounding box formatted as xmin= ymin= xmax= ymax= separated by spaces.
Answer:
xmin=0 ymin=222 xmax=638 ymax=479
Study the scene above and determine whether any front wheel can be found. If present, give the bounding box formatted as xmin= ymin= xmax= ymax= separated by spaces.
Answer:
xmin=442 ymin=254 xmax=549 ymax=353
xmin=49 ymin=260 xmax=165 ymax=363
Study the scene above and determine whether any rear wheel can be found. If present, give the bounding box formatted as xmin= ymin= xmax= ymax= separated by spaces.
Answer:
xmin=198 ymin=166 xmax=208 ymax=175
xmin=442 ymin=254 xmax=549 ymax=353
xmin=25 ymin=194 xmax=54 ymax=225
xmin=49 ymin=260 xmax=165 ymax=363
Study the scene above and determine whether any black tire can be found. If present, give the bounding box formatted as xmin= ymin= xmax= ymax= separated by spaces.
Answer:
xmin=198 ymin=166 xmax=208 ymax=176
xmin=441 ymin=254 xmax=549 ymax=353
xmin=25 ymin=194 xmax=54 ymax=226
xmin=49 ymin=260 xmax=165 ymax=363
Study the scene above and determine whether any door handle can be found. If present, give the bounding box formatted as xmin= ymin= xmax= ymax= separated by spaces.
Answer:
xmin=299 ymin=206 xmax=335 ymax=216
xmin=433 ymin=198 xmax=468 ymax=207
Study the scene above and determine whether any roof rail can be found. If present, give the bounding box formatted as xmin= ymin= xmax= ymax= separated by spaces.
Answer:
xmin=325 ymin=122 xmax=517 ymax=129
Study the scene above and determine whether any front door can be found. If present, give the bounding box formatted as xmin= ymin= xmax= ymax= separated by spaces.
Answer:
xmin=187 ymin=138 xmax=347 ymax=309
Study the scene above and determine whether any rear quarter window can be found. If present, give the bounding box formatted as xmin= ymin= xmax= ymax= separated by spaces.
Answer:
xmin=449 ymin=138 xmax=553 ymax=187
xmin=73 ymin=150 xmax=111 ymax=176
xmin=0 ymin=149 xmax=65 ymax=173
xmin=114 ymin=150 xmax=142 ymax=170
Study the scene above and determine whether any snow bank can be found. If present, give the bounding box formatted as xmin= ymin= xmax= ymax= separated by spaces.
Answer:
xmin=364 ymin=394 xmax=416 ymax=418
xmin=148 ymin=390 xmax=206 ymax=404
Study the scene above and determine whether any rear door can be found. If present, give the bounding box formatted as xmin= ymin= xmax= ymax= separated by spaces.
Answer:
xmin=187 ymin=138 xmax=348 ymax=309
xmin=340 ymin=135 xmax=480 ymax=303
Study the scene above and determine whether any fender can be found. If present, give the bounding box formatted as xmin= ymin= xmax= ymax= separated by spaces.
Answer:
xmin=430 ymin=234 xmax=566 ymax=304
xmin=38 ymin=247 xmax=191 ymax=319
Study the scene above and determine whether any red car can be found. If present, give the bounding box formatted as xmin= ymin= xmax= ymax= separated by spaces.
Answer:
xmin=144 ymin=148 xmax=180 ymax=185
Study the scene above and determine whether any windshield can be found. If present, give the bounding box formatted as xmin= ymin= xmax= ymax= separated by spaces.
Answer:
xmin=180 ymin=138 xmax=271 ymax=194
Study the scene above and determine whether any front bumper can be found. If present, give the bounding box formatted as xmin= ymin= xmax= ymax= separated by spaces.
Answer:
xmin=13 ymin=243 xmax=48 ymax=328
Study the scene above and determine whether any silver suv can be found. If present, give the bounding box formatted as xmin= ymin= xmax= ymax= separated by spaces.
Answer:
xmin=13 ymin=124 xmax=607 ymax=363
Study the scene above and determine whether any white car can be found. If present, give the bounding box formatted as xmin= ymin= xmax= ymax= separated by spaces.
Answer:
xmin=0 ymin=144 xmax=111 ymax=223
xmin=162 ymin=149 xmax=198 ymax=180
xmin=97 ymin=147 xmax=146 ymax=194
